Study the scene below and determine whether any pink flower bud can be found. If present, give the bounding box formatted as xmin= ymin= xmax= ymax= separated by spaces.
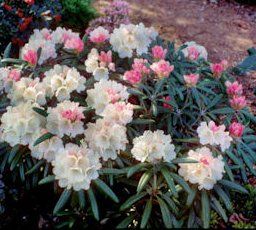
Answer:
xmin=99 ymin=51 xmax=112 ymax=64
xmin=132 ymin=59 xmax=150 ymax=75
xmin=187 ymin=46 xmax=200 ymax=60
xmin=184 ymin=73 xmax=199 ymax=87
xmin=124 ymin=70 xmax=142 ymax=84
xmin=152 ymin=45 xmax=167 ymax=60
xmin=210 ymin=60 xmax=228 ymax=77
xmin=230 ymin=96 xmax=246 ymax=110
xmin=150 ymin=60 xmax=174 ymax=78
xmin=9 ymin=69 xmax=21 ymax=82
xmin=163 ymin=96 xmax=172 ymax=109
xmin=229 ymin=122 xmax=244 ymax=138
xmin=225 ymin=81 xmax=243 ymax=96
xmin=64 ymin=38 xmax=84 ymax=53
xmin=23 ymin=50 xmax=38 ymax=66
xmin=61 ymin=109 xmax=84 ymax=122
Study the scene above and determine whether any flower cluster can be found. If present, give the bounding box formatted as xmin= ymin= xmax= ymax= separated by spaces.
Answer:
xmin=178 ymin=147 xmax=225 ymax=190
xmin=21 ymin=28 xmax=83 ymax=65
xmin=197 ymin=121 xmax=232 ymax=152
xmin=131 ymin=130 xmax=176 ymax=163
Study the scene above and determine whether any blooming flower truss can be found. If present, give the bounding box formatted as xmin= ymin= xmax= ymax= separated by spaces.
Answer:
xmin=0 ymin=20 xmax=255 ymax=228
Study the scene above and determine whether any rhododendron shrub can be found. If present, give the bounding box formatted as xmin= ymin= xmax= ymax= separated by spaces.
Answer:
xmin=0 ymin=22 xmax=255 ymax=228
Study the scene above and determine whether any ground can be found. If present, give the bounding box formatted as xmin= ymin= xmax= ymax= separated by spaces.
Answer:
xmin=94 ymin=0 xmax=256 ymax=113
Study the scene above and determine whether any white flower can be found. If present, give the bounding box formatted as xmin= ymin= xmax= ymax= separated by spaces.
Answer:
xmin=89 ymin=26 xmax=110 ymax=43
xmin=86 ymin=79 xmax=129 ymax=114
xmin=51 ymin=27 xmax=80 ymax=44
xmin=85 ymin=48 xmax=115 ymax=81
xmin=182 ymin=41 xmax=208 ymax=61
xmin=178 ymin=147 xmax=225 ymax=190
xmin=131 ymin=130 xmax=176 ymax=163
xmin=0 ymin=68 xmax=9 ymax=93
xmin=43 ymin=65 xmax=86 ymax=101
xmin=7 ymin=78 xmax=47 ymax=105
xmin=21 ymin=29 xmax=57 ymax=65
xmin=101 ymin=102 xmax=133 ymax=125
xmin=29 ymin=130 xmax=64 ymax=162
xmin=110 ymin=23 xmax=157 ymax=58
xmin=52 ymin=143 xmax=101 ymax=191
xmin=46 ymin=101 xmax=85 ymax=138
xmin=197 ymin=121 xmax=232 ymax=152
xmin=84 ymin=119 xmax=128 ymax=161
xmin=0 ymin=102 xmax=45 ymax=147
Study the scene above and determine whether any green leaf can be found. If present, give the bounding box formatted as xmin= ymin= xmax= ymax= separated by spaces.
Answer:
xmin=127 ymin=163 xmax=148 ymax=178
xmin=120 ymin=192 xmax=147 ymax=211
xmin=116 ymin=214 xmax=135 ymax=229
xmin=186 ymin=188 xmax=197 ymax=206
xmin=161 ymin=167 xmax=178 ymax=197
xmin=10 ymin=151 xmax=22 ymax=171
xmin=8 ymin=145 xmax=20 ymax=164
xmin=87 ymin=188 xmax=99 ymax=220
xmin=130 ymin=119 xmax=155 ymax=125
xmin=211 ymin=107 xmax=234 ymax=115
xmin=99 ymin=168 xmax=125 ymax=175
xmin=38 ymin=175 xmax=55 ymax=185
xmin=137 ymin=170 xmax=152 ymax=193
xmin=218 ymin=179 xmax=248 ymax=194
xmin=77 ymin=190 xmax=86 ymax=209
xmin=53 ymin=189 xmax=72 ymax=215
xmin=172 ymin=158 xmax=198 ymax=164
xmin=34 ymin=133 xmax=54 ymax=146
xmin=26 ymin=159 xmax=45 ymax=175
xmin=157 ymin=196 xmax=172 ymax=228
xmin=140 ymin=198 xmax=152 ymax=228
xmin=161 ymin=193 xmax=178 ymax=215
xmin=94 ymin=178 xmax=119 ymax=203
xmin=211 ymin=196 xmax=228 ymax=222
xmin=170 ymin=172 xmax=191 ymax=194
xmin=33 ymin=107 xmax=48 ymax=117
xmin=201 ymin=190 xmax=210 ymax=229
xmin=3 ymin=43 xmax=12 ymax=59
xmin=214 ymin=185 xmax=233 ymax=211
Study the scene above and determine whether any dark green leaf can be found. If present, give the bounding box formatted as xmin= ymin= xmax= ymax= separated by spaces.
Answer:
xmin=120 ymin=192 xmax=147 ymax=211
xmin=116 ymin=214 xmax=135 ymax=229
xmin=33 ymin=107 xmax=48 ymax=117
xmin=87 ymin=188 xmax=99 ymax=220
xmin=94 ymin=178 xmax=119 ymax=203
xmin=219 ymin=179 xmax=248 ymax=194
xmin=140 ymin=198 xmax=152 ymax=228
xmin=137 ymin=170 xmax=152 ymax=193
xmin=201 ymin=190 xmax=210 ymax=229
xmin=161 ymin=167 xmax=177 ymax=197
xmin=53 ymin=189 xmax=72 ymax=215
xmin=34 ymin=133 xmax=54 ymax=146
xmin=38 ymin=175 xmax=55 ymax=185
xmin=157 ymin=196 xmax=172 ymax=228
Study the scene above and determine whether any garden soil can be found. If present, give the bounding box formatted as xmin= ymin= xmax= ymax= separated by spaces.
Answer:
xmin=95 ymin=0 xmax=256 ymax=113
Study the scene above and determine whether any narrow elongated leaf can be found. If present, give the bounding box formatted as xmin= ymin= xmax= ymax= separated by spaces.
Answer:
xmin=130 ymin=119 xmax=155 ymax=125
xmin=211 ymin=196 xmax=228 ymax=222
xmin=157 ymin=196 xmax=172 ymax=228
xmin=201 ymin=191 xmax=210 ymax=229
xmin=87 ymin=188 xmax=99 ymax=220
xmin=33 ymin=107 xmax=48 ymax=117
xmin=53 ymin=189 xmax=72 ymax=215
xmin=214 ymin=185 xmax=233 ymax=211
xmin=120 ymin=192 xmax=147 ymax=211
xmin=10 ymin=151 xmax=22 ymax=171
xmin=140 ymin=198 xmax=152 ymax=228
xmin=218 ymin=179 xmax=248 ymax=194
xmin=137 ymin=170 xmax=152 ymax=193
xmin=77 ymin=190 xmax=86 ymax=209
xmin=8 ymin=145 xmax=20 ymax=164
xmin=172 ymin=158 xmax=198 ymax=164
xmin=127 ymin=163 xmax=148 ymax=178
xmin=170 ymin=172 xmax=191 ymax=194
xmin=211 ymin=107 xmax=234 ymax=114
xmin=161 ymin=193 xmax=178 ymax=215
xmin=186 ymin=188 xmax=197 ymax=206
xmin=116 ymin=214 xmax=135 ymax=229
xmin=34 ymin=133 xmax=54 ymax=146
xmin=94 ymin=178 xmax=119 ymax=203
xmin=3 ymin=43 xmax=12 ymax=59
xmin=26 ymin=159 xmax=45 ymax=175
xmin=99 ymin=168 xmax=125 ymax=175
xmin=38 ymin=175 xmax=55 ymax=185
xmin=161 ymin=167 xmax=177 ymax=197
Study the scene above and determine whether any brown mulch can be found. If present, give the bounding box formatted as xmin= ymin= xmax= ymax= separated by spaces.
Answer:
xmin=95 ymin=0 xmax=256 ymax=113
